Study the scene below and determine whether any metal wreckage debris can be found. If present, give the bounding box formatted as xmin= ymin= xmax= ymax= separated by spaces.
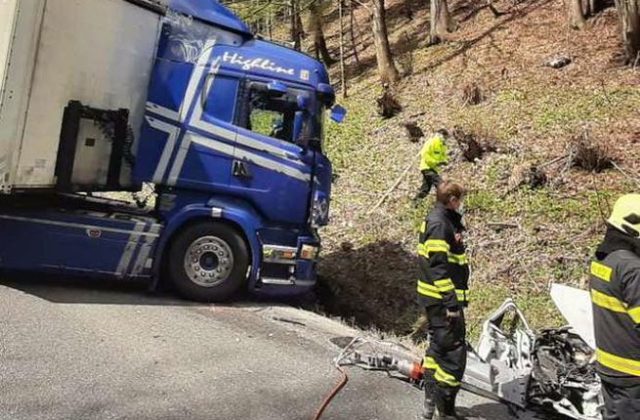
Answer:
xmin=332 ymin=284 xmax=604 ymax=419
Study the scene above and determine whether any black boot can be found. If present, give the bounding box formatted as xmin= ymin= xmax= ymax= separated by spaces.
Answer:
xmin=432 ymin=386 xmax=465 ymax=420
xmin=433 ymin=386 xmax=448 ymax=420
xmin=422 ymin=377 xmax=436 ymax=419
xmin=442 ymin=388 xmax=465 ymax=420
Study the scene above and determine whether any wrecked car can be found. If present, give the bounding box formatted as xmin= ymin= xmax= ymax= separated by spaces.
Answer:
xmin=334 ymin=284 xmax=604 ymax=419
xmin=464 ymin=284 xmax=603 ymax=419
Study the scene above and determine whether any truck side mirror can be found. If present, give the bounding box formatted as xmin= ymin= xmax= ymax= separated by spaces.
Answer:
xmin=330 ymin=105 xmax=347 ymax=123
xmin=317 ymin=83 xmax=336 ymax=107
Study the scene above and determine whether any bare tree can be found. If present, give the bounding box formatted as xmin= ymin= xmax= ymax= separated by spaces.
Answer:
xmin=486 ymin=0 xmax=505 ymax=18
xmin=614 ymin=0 xmax=640 ymax=64
xmin=349 ymin=0 xmax=361 ymax=66
xmin=430 ymin=0 xmax=452 ymax=45
xmin=339 ymin=0 xmax=348 ymax=98
xmin=308 ymin=1 xmax=336 ymax=65
xmin=371 ymin=0 xmax=400 ymax=84
xmin=586 ymin=0 xmax=602 ymax=16
xmin=290 ymin=0 xmax=303 ymax=50
xmin=568 ymin=0 xmax=587 ymax=29
xmin=296 ymin=13 xmax=305 ymax=39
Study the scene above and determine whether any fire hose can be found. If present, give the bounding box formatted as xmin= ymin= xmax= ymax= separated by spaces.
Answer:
xmin=312 ymin=337 xmax=424 ymax=420
xmin=311 ymin=365 xmax=348 ymax=420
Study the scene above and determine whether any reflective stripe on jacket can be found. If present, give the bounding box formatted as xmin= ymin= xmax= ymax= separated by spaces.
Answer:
xmin=589 ymin=250 xmax=640 ymax=386
xmin=419 ymin=135 xmax=448 ymax=172
xmin=417 ymin=203 xmax=469 ymax=309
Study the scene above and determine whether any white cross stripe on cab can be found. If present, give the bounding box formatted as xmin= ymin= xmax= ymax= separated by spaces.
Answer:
xmin=144 ymin=39 xmax=310 ymax=184
xmin=189 ymin=134 xmax=310 ymax=181
xmin=146 ymin=117 xmax=180 ymax=184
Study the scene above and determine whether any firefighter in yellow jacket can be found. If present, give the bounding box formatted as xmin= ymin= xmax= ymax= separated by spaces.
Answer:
xmin=418 ymin=182 xmax=469 ymax=420
xmin=414 ymin=129 xmax=449 ymax=203
xmin=589 ymin=194 xmax=640 ymax=420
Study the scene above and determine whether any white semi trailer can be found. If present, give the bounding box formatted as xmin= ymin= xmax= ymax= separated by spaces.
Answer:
xmin=0 ymin=0 xmax=161 ymax=192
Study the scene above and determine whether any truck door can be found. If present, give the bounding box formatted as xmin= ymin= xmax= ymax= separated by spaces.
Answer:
xmin=135 ymin=23 xmax=239 ymax=193
xmin=171 ymin=72 xmax=239 ymax=191
xmin=231 ymin=81 xmax=314 ymax=225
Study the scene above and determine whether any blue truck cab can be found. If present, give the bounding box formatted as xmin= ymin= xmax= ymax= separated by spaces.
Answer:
xmin=0 ymin=0 xmax=344 ymax=301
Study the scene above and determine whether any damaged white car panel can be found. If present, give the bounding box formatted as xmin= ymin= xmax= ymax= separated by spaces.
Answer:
xmin=464 ymin=299 xmax=535 ymax=409
xmin=550 ymin=283 xmax=596 ymax=350
xmin=464 ymin=285 xmax=604 ymax=419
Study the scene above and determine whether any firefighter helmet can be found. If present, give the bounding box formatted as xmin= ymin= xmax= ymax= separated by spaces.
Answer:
xmin=608 ymin=194 xmax=640 ymax=237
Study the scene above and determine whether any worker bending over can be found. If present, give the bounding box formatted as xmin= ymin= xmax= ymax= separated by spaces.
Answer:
xmin=417 ymin=182 xmax=469 ymax=420
xmin=414 ymin=129 xmax=449 ymax=203
xmin=589 ymin=194 xmax=640 ymax=420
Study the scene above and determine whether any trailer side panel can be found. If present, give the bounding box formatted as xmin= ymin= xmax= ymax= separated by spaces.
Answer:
xmin=0 ymin=0 xmax=46 ymax=193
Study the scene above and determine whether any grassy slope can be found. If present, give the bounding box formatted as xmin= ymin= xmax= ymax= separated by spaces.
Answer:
xmin=313 ymin=0 xmax=640 ymax=339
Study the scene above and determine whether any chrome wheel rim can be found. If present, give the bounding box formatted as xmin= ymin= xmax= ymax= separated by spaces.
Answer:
xmin=184 ymin=236 xmax=234 ymax=287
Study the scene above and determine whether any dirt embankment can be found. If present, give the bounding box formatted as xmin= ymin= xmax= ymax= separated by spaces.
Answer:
xmin=310 ymin=0 xmax=640 ymax=339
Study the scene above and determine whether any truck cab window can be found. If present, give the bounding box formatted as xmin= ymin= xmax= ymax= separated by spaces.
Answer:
xmin=240 ymin=86 xmax=296 ymax=143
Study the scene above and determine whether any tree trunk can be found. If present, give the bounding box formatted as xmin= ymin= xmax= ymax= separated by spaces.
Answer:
xmin=615 ymin=0 xmax=640 ymax=65
xmin=349 ymin=0 xmax=361 ymax=66
xmin=430 ymin=0 xmax=451 ymax=45
xmin=309 ymin=1 xmax=336 ymax=65
xmin=290 ymin=0 xmax=302 ymax=50
xmin=339 ymin=0 xmax=347 ymax=98
xmin=568 ymin=0 xmax=587 ymax=29
xmin=487 ymin=0 xmax=503 ymax=18
xmin=371 ymin=0 xmax=400 ymax=84
xmin=296 ymin=13 xmax=305 ymax=39
xmin=586 ymin=0 xmax=601 ymax=16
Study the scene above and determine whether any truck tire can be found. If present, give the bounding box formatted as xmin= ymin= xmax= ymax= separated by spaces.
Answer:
xmin=168 ymin=222 xmax=249 ymax=302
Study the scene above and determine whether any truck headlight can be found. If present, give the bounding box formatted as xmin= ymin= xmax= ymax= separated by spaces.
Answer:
xmin=263 ymin=245 xmax=297 ymax=263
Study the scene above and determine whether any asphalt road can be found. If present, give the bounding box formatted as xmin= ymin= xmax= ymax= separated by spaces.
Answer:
xmin=0 ymin=278 xmax=530 ymax=420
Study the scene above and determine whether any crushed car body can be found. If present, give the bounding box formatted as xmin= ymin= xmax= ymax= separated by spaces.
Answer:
xmin=332 ymin=284 xmax=605 ymax=419
xmin=464 ymin=284 xmax=604 ymax=419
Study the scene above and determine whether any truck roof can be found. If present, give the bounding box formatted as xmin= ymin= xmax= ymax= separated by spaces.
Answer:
xmin=231 ymin=38 xmax=331 ymax=88
xmin=167 ymin=0 xmax=252 ymax=35
xmin=160 ymin=1 xmax=329 ymax=89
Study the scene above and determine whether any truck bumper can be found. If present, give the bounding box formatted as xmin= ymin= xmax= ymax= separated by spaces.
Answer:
xmin=251 ymin=236 xmax=319 ymax=296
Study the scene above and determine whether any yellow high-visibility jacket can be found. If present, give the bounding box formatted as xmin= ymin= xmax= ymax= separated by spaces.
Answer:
xmin=590 ymin=236 xmax=640 ymax=386
xmin=417 ymin=203 xmax=469 ymax=310
xmin=419 ymin=134 xmax=448 ymax=172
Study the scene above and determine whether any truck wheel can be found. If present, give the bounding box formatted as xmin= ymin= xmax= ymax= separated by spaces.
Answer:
xmin=168 ymin=222 xmax=249 ymax=302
